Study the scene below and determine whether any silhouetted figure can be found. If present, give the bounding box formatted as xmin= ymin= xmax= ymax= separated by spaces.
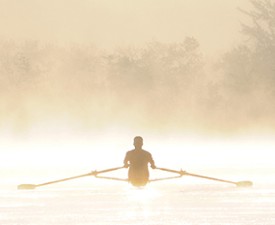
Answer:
xmin=123 ymin=136 xmax=156 ymax=186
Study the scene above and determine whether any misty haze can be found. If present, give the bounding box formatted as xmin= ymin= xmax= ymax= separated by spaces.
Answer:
xmin=1 ymin=1 xmax=275 ymax=225
xmin=1 ymin=0 xmax=274 ymax=137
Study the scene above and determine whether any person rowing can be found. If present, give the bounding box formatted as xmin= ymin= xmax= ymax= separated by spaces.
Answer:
xmin=123 ymin=136 xmax=156 ymax=186
xmin=17 ymin=136 xmax=252 ymax=190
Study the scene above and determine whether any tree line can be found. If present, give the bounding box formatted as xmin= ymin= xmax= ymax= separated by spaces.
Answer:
xmin=1 ymin=0 xmax=274 ymax=134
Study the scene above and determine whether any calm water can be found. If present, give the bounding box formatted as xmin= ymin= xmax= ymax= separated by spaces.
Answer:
xmin=0 ymin=180 xmax=274 ymax=225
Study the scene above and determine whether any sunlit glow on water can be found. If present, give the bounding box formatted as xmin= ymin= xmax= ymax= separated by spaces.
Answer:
xmin=126 ymin=186 xmax=161 ymax=202
xmin=121 ymin=186 xmax=162 ymax=222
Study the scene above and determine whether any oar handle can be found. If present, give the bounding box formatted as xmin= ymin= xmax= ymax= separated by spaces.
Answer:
xmin=92 ymin=166 xmax=125 ymax=175
xmin=156 ymin=167 xmax=186 ymax=175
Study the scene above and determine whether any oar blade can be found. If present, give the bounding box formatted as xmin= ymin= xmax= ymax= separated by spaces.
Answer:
xmin=236 ymin=181 xmax=253 ymax=187
xmin=17 ymin=184 xmax=37 ymax=190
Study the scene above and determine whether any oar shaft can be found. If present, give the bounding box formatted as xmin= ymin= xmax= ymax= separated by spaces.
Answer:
xmin=185 ymin=172 xmax=236 ymax=185
xmin=157 ymin=167 xmax=237 ymax=185
xmin=36 ymin=166 xmax=124 ymax=187
xmin=37 ymin=173 xmax=91 ymax=187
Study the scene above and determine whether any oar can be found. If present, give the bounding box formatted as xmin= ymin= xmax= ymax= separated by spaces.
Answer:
xmin=18 ymin=166 xmax=124 ymax=190
xmin=156 ymin=167 xmax=253 ymax=187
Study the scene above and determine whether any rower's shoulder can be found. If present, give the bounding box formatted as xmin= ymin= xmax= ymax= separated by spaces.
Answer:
xmin=126 ymin=149 xmax=135 ymax=154
xmin=127 ymin=149 xmax=151 ymax=155
xmin=142 ymin=149 xmax=152 ymax=155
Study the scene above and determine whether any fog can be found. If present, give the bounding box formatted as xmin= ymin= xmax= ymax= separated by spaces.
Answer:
xmin=0 ymin=0 xmax=250 ymax=54
xmin=0 ymin=0 xmax=275 ymax=182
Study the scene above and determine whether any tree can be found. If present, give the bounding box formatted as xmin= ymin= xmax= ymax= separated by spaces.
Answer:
xmin=216 ymin=0 xmax=275 ymax=130
xmin=240 ymin=0 xmax=275 ymax=81
xmin=240 ymin=0 xmax=275 ymax=49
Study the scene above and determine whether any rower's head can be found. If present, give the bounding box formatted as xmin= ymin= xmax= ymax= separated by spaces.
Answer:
xmin=133 ymin=136 xmax=143 ymax=149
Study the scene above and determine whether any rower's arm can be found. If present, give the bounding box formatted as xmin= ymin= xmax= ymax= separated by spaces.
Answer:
xmin=149 ymin=153 xmax=156 ymax=169
xmin=123 ymin=152 xmax=130 ymax=168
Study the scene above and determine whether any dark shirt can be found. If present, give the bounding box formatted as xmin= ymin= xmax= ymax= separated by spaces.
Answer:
xmin=124 ymin=149 xmax=155 ymax=171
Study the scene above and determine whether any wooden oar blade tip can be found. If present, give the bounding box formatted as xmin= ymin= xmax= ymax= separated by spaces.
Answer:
xmin=236 ymin=181 xmax=253 ymax=187
xmin=17 ymin=184 xmax=36 ymax=190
